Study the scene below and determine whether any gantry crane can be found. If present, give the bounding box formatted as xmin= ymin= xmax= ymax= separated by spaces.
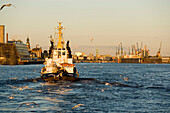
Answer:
xmin=157 ymin=41 xmax=162 ymax=58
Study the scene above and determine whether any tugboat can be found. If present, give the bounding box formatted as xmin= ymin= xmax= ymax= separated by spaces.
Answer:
xmin=41 ymin=22 xmax=79 ymax=81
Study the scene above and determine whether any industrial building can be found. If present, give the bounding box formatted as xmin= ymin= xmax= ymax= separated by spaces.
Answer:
xmin=0 ymin=25 xmax=5 ymax=43
xmin=8 ymin=40 xmax=30 ymax=61
xmin=0 ymin=43 xmax=19 ymax=65
xmin=31 ymin=44 xmax=42 ymax=58
xmin=115 ymin=42 xmax=164 ymax=63
xmin=0 ymin=25 xmax=30 ymax=65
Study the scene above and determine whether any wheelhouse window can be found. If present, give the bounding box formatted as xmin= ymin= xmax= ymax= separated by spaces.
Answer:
xmin=58 ymin=51 xmax=61 ymax=58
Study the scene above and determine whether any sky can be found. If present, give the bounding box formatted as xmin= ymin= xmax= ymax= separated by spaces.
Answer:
xmin=0 ymin=0 xmax=170 ymax=56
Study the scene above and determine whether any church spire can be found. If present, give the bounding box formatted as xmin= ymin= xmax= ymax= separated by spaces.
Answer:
xmin=26 ymin=36 xmax=30 ymax=50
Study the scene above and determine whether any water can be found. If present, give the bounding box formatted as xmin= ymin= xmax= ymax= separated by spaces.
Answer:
xmin=0 ymin=63 xmax=170 ymax=112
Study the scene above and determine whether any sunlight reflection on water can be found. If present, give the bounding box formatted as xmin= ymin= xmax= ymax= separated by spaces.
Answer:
xmin=0 ymin=63 xmax=170 ymax=112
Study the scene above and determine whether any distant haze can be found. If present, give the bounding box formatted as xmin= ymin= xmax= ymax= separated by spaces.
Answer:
xmin=72 ymin=45 xmax=115 ymax=56
xmin=0 ymin=0 xmax=170 ymax=56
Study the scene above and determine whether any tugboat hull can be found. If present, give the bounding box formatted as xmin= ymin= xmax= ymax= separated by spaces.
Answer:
xmin=41 ymin=71 xmax=79 ymax=81
xmin=41 ymin=75 xmax=79 ymax=81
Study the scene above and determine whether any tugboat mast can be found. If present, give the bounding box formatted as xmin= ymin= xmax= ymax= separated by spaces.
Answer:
xmin=56 ymin=22 xmax=65 ymax=49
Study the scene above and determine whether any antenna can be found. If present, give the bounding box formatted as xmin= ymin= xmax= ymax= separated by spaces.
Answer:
xmin=90 ymin=38 xmax=93 ymax=45
xmin=90 ymin=37 xmax=94 ymax=55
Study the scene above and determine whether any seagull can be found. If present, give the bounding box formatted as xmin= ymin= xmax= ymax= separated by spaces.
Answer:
xmin=8 ymin=94 xmax=15 ymax=100
xmin=6 ymin=85 xmax=18 ymax=89
xmin=33 ymin=79 xmax=37 ymax=83
xmin=17 ymin=102 xmax=40 ymax=110
xmin=72 ymin=104 xmax=84 ymax=109
xmin=39 ymin=83 xmax=45 ymax=86
xmin=101 ymin=88 xmax=108 ymax=92
xmin=0 ymin=4 xmax=16 ymax=11
xmin=19 ymin=87 xmax=23 ymax=91
xmin=36 ymin=90 xmax=42 ymax=93
xmin=105 ymin=82 xmax=112 ymax=86
xmin=12 ymin=77 xmax=18 ymax=80
xmin=123 ymin=77 xmax=129 ymax=81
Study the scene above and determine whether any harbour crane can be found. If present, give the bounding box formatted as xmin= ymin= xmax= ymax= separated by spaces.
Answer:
xmin=116 ymin=46 xmax=118 ymax=57
xmin=131 ymin=45 xmax=134 ymax=55
xmin=133 ymin=44 xmax=137 ymax=55
xmin=118 ymin=44 xmax=120 ymax=56
xmin=140 ymin=42 xmax=143 ymax=54
xmin=120 ymin=42 xmax=123 ymax=57
xmin=129 ymin=47 xmax=131 ymax=55
xmin=157 ymin=41 xmax=162 ymax=57
xmin=136 ymin=42 xmax=139 ymax=55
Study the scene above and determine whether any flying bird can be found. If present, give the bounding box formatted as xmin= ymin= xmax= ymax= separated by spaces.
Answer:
xmin=101 ymin=88 xmax=108 ymax=92
xmin=123 ymin=77 xmax=129 ymax=81
xmin=105 ymin=82 xmax=112 ymax=86
xmin=8 ymin=94 xmax=15 ymax=100
xmin=17 ymin=102 xmax=40 ymax=110
xmin=72 ymin=104 xmax=84 ymax=109
xmin=0 ymin=4 xmax=16 ymax=11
